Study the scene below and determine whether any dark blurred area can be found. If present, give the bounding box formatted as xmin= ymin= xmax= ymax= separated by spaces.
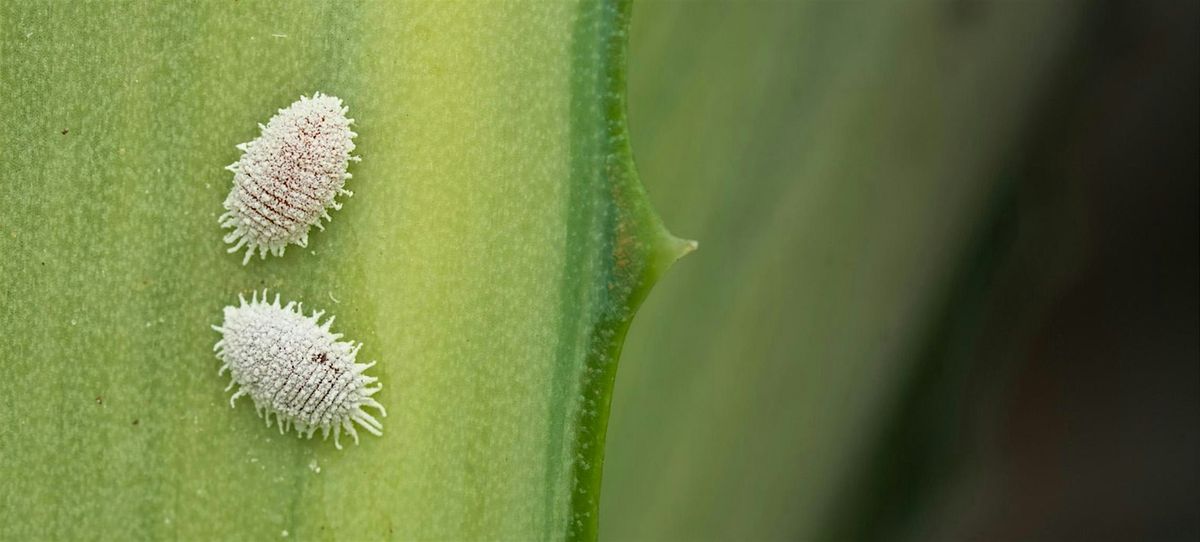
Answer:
xmin=605 ymin=0 xmax=1198 ymax=540
xmin=922 ymin=1 xmax=1200 ymax=539
xmin=828 ymin=1 xmax=1200 ymax=538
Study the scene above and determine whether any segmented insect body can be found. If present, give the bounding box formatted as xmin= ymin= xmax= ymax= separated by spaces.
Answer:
xmin=220 ymin=93 xmax=359 ymax=264
xmin=213 ymin=291 xmax=385 ymax=448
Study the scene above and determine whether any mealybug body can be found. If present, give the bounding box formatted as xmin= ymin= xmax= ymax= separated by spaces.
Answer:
xmin=220 ymin=93 xmax=359 ymax=264
xmin=213 ymin=291 xmax=385 ymax=448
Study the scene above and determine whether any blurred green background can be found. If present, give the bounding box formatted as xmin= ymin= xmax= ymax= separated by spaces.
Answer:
xmin=602 ymin=1 xmax=1198 ymax=540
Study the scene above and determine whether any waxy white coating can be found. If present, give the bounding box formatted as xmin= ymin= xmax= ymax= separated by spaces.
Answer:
xmin=220 ymin=93 xmax=359 ymax=264
xmin=213 ymin=291 xmax=384 ymax=448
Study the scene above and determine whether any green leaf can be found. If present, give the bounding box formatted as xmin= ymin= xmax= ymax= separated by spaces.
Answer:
xmin=0 ymin=1 xmax=689 ymax=540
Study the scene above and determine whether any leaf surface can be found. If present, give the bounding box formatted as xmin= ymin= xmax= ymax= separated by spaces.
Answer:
xmin=0 ymin=1 xmax=687 ymax=539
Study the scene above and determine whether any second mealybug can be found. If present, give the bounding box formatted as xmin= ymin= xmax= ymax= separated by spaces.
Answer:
xmin=213 ymin=291 xmax=386 ymax=449
xmin=220 ymin=93 xmax=360 ymax=264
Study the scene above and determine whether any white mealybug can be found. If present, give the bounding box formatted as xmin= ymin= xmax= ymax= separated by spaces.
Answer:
xmin=213 ymin=291 xmax=385 ymax=449
xmin=220 ymin=93 xmax=360 ymax=264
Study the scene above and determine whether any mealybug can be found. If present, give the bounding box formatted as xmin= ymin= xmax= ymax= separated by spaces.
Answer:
xmin=213 ymin=291 xmax=385 ymax=448
xmin=220 ymin=93 xmax=360 ymax=264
